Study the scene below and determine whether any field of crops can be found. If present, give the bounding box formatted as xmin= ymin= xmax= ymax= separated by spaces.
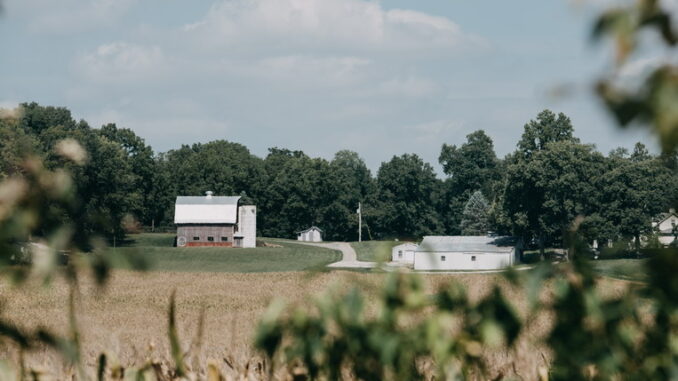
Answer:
xmin=0 ymin=234 xmax=647 ymax=379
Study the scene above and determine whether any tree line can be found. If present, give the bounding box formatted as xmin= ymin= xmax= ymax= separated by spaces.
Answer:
xmin=1 ymin=103 xmax=676 ymax=248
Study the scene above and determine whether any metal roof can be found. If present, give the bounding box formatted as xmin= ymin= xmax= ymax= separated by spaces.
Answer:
xmin=393 ymin=242 xmax=418 ymax=250
xmin=297 ymin=226 xmax=323 ymax=234
xmin=174 ymin=195 xmax=241 ymax=224
xmin=415 ymin=236 xmax=514 ymax=253
xmin=175 ymin=196 xmax=241 ymax=205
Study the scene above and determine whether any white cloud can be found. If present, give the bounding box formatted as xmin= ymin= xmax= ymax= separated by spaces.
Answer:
xmin=75 ymin=42 xmax=167 ymax=84
xmin=251 ymin=55 xmax=371 ymax=86
xmin=8 ymin=0 xmax=137 ymax=34
xmin=183 ymin=0 xmax=483 ymax=54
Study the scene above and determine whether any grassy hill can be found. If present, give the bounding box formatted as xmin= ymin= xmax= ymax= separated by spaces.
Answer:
xmin=592 ymin=258 xmax=648 ymax=282
xmin=112 ymin=233 xmax=341 ymax=273
xmin=350 ymin=240 xmax=405 ymax=262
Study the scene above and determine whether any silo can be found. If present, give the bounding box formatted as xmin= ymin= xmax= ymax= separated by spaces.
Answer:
xmin=238 ymin=205 xmax=257 ymax=248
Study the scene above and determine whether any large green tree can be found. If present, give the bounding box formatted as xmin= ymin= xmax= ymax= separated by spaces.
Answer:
xmin=12 ymin=103 xmax=141 ymax=243
xmin=598 ymin=154 xmax=675 ymax=249
xmin=502 ymin=110 xmax=586 ymax=257
xmin=328 ymin=150 xmax=375 ymax=241
xmin=0 ymin=113 xmax=39 ymax=178
xmin=99 ymin=123 xmax=156 ymax=226
xmin=515 ymin=110 xmax=578 ymax=160
xmin=262 ymin=153 xmax=342 ymax=239
xmin=503 ymin=140 xmax=605 ymax=257
xmin=438 ymin=130 xmax=501 ymax=233
xmin=375 ymin=154 xmax=443 ymax=238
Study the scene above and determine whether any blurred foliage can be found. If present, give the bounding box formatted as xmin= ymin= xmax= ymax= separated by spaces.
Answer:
xmin=255 ymin=243 xmax=678 ymax=380
xmin=255 ymin=272 xmax=520 ymax=380
xmin=252 ymin=2 xmax=678 ymax=379
xmin=0 ymin=110 xmax=148 ymax=376
xmin=593 ymin=0 xmax=678 ymax=153
xmin=0 ymin=0 xmax=678 ymax=379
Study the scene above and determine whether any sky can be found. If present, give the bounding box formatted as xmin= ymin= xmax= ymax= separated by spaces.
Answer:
xmin=0 ymin=0 xmax=663 ymax=173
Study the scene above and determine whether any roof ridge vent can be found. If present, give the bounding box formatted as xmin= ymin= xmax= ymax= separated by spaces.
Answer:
xmin=205 ymin=191 xmax=214 ymax=199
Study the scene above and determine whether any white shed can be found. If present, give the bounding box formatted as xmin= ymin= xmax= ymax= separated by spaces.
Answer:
xmin=653 ymin=209 xmax=677 ymax=246
xmin=414 ymin=236 xmax=517 ymax=271
xmin=297 ymin=226 xmax=323 ymax=242
xmin=391 ymin=242 xmax=418 ymax=264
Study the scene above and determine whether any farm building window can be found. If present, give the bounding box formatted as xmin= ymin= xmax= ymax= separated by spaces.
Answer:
xmin=398 ymin=251 xmax=402 ymax=258
xmin=207 ymin=236 xmax=214 ymax=242
xmin=471 ymin=256 xmax=476 ymax=261
xmin=193 ymin=236 xmax=199 ymax=241
xmin=221 ymin=237 xmax=229 ymax=242
xmin=441 ymin=255 xmax=446 ymax=261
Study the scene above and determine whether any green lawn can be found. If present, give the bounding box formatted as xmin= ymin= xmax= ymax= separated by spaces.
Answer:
xmin=592 ymin=258 xmax=648 ymax=282
xmin=112 ymin=233 xmax=341 ymax=273
xmin=350 ymin=240 xmax=404 ymax=262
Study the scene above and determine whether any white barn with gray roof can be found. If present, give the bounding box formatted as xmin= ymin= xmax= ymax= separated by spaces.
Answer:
xmin=174 ymin=191 xmax=256 ymax=248
xmin=413 ymin=236 xmax=518 ymax=271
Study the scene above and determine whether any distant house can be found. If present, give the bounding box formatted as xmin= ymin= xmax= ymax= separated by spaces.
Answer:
xmin=297 ymin=226 xmax=323 ymax=242
xmin=414 ymin=236 xmax=518 ymax=271
xmin=653 ymin=209 xmax=678 ymax=246
xmin=391 ymin=242 xmax=418 ymax=264
xmin=174 ymin=191 xmax=256 ymax=248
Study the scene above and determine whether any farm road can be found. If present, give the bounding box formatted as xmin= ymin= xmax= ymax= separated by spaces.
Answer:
xmin=301 ymin=242 xmax=377 ymax=269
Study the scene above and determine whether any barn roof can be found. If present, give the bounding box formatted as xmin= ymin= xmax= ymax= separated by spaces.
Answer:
xmin=393 ymin=242 xmax=418 ymax=250
xmin=297 ymin=226 xmax=323 ymax=234
xmin=174 ymin=195 xmax=240 ymax=224
xmin=415 ymin=236 xmax=514 ymax=253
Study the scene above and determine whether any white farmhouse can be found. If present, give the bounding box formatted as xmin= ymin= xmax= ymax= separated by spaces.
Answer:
xmin=653 ymin=209 xmax=677 ymax=246
xmin=297 ymin=226 xmax=323 ymax=242
xmin=414 ymin=236 xmax=518 ymax=271
xmin=391 ymin=242 xmax=418 ymax=264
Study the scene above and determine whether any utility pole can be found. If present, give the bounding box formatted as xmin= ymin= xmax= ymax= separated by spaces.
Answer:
xmin=357 ymin=202 xmax=362 ymax=242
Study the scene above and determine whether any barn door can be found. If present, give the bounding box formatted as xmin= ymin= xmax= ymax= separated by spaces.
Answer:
xmin=234 ymin=237 xmax=243 ymax=248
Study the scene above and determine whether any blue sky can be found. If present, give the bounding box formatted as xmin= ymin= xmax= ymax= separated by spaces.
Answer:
xmin=0 ymin=0 xmax=660 ymax=172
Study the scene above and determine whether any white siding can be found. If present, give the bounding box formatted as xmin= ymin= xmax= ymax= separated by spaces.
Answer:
xmin=658 ymin=215 xmax=678 ymax=234
xmin=298 ymin=228 xmax=323 ymax=242
xmin=414 ymin=251 xmax=515 ymax=271
xmin=391 ymin=243 xmax=417 ymax=264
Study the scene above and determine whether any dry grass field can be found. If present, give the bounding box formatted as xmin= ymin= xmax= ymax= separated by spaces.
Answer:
xmin=0 ymin=268 xmax=634 ymax=380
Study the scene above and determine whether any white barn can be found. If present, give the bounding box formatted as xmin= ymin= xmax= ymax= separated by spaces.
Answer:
xmin=297 ymin=226 xmax=323 ymax=242
xmin=414 ymin=236 xmax=517 ymax=271
xmin=174 ymin=192 xmax=256 ymax=248
xmin=391 ymin=242 xmax=418 ymax=264
xmin=653 ymin=209 xmax=677 ymax=246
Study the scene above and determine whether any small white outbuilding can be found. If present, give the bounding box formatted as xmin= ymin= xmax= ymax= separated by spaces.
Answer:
xmin=414 ymin=236 xmax=518 ymax=271
xmin=297 ymin=226 xmax=323 ymax=242
xmin=391 ymin=242 xmax=418 ymax=264
xmin=652 ymin=209 xmax=677 ymax=246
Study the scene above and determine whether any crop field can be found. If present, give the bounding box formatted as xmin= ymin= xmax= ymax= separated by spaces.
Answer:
xmin=0 ymin=235 xmax=647 ymax=379
xmin=0 ymin=270 xmax=634 ymax=379
xmin=111 ymin=233 xmax=342 ymax=273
